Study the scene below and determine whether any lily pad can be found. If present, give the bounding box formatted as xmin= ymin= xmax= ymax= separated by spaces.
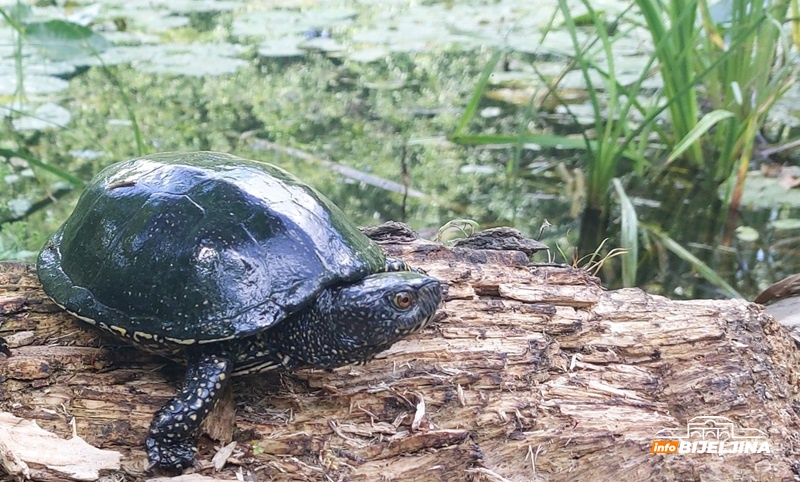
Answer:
xmin=23 ymin=60 xmax=78 ymax=77
xmin=129 ymin=12 xmax=191 ymax=32
xmin=101 ymin=5 xmax=191 ymax=32
xmin=734 ymin=226 xmax=759 ymax=242
xmin=7 ymin=198 xmax=32 ymax=218
xmin=347 ymin=47 xmax=389 ymax=63
xmin=80 ymin=43 xmax=248 ymax=76
xmin=69 ymin=149 xmax=105 ymax=160
xmin=66 ymin=3 xmax=102 ymax=26
xmin=232 ymin=8 xmax=356 ymax=39
xmin=163 ymin=0 xmax=241 ymax=14
xmin=258 ymin=36 xmax=306 ymax=58
xmin=300 ymin=36 xmax=345 ymax=53
xmin=25 ymin=20 xmax=111 ymax=60
xmin=770 ymin=219 xmax=800 ymax=230
xmin=0 ymin=74 xmax=70 ymax=95
xmin=140 ymin=51 xmax=247 ymax=76
xmin=11 ymin=102 xmax=72 ymax=131
xmin=739 ymin=171 xmax=800 ymax=209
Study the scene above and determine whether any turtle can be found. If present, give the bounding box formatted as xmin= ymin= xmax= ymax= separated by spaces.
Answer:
xmin=36 ymin=151 xmax=442 ymax=471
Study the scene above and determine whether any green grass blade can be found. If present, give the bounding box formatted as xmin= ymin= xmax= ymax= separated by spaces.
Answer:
xmin=616 ymin=15 xmax=766 ymax=168
xmin=451 ymin=133 xmax=589 ymax=149
xmin=636 ymin=0 xmax=704 ymax=166
xmin=612 ymin=179 xmax=639 ymax=287
xmin=93 ymin=53 xmax=145 ymax=155
xmin=666 ymin=109 xmax=735 ymax=164
xmin=646 ymin=226 xmax=742 ymax=298
xmin=452 ymin=50 xmax=502 ymax=139
xmin=0 ymin=149 xmax=85 ymax=187
xmin=0 ymin=6 xmax=24 ymax=32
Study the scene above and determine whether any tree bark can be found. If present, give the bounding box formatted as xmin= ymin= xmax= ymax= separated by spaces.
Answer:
xmin=1 ymin=231 xmax=799 ymax=482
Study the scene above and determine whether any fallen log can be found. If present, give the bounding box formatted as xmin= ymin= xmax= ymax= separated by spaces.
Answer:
xmin=1 ymin=228 xmax=799 ymax=482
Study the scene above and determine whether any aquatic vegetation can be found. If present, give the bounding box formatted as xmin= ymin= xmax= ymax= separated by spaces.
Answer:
xmin=0 ymin=0 xmax=797 ymax=299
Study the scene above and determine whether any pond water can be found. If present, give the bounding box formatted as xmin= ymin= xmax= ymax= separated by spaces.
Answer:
xmin=0 ymin=0 xmax=798 ymax=301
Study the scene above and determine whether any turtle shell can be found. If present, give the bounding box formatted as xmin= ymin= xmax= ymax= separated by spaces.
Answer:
xmin=37 ymin=152 xmax=386 ymax=346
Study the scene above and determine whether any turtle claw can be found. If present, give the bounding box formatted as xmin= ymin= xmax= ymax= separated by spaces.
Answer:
xmin=145 ymin=436 xmax=197 ymax=471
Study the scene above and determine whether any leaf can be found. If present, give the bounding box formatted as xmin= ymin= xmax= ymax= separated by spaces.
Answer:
xmin=24 ymin=20 xmax=110 ymax=60
xmin=451 ymin=133 xmax=589 ymax=150
xmin=612 ymin=179 xmax=638 ymax=287
xmin=0 ymin=5 xmax=28 ymax=32
xmin=646 ymin=226 xmax=742 ymax=299
xmin=0 ymin=148 xmax=84 ymax=187
xmin=11 ymin=102 xmax=72 ymax=131
xmin=666 ymin=109 xmax=735 ymax=164
xmin=452 ymin=50 xmax=502 ymax=138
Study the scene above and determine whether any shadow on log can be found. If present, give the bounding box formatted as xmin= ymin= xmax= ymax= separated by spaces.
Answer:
xmin=1 ymin=226 xmax=799 ymax=481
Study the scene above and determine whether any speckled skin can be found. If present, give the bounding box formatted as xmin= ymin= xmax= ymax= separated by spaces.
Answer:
xmin=146 ymin=354 xmax=232 ymax=468
xmin=36 ymin=152 xmax=442 ymax=471
xmin=145 ymin=270 xmax=440 ymax=467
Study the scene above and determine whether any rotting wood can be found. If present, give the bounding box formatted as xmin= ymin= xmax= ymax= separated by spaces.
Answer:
xmin=1 ymin=230 xmax=799 ymax=482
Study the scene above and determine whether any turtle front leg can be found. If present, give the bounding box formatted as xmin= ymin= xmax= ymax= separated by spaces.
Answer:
xmin=146 ymin=353 xmax=232 ymax=470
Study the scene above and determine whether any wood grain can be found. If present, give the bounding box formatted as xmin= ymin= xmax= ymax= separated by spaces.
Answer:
xmin=1 ymin=233 xmax=799 ymax=481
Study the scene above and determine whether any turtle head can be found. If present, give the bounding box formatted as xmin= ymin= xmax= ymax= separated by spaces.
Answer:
xmin=306 ymin=271 xmax=442 ymax=367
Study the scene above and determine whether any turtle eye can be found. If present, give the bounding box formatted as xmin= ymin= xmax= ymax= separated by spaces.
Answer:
xmin=393 ymin=291 xmax=414 ymax=310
